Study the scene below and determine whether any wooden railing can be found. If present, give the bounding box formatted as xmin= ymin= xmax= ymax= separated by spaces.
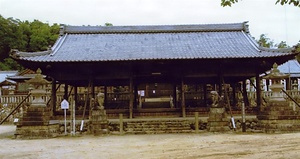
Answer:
xmin=1 ymin=90 xmax=300 ymax=109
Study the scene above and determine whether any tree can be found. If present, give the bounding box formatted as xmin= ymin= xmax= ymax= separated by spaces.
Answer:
xmin=105 ymin=23 xmax=113 ymax=26
xmin=0 ymin=15 xmax=59 ymax=70
xmin=257 ymin=34 xmax=274 ymax=48
xmin=276 ymin=41 xmax=288 ymax=48
xmin=221 ymin=0 xmax=300 ymax=7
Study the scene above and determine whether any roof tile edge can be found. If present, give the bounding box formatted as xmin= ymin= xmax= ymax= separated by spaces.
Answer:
xmin=10 ymin=49 xmax=51 ymax=59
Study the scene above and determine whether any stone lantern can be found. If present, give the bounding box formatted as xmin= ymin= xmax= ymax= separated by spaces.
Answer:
xmin=26 ymin=68 xmax=50 ymax=107
xmin=257 ymin=63 xmax=300 ymax=133
xmin=263 ymin=63 xmax=289 ymax=102
xmin=15 ymin=68 xmax=58 ymax=139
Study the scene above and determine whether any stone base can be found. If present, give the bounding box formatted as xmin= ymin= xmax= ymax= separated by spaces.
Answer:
xmin=15 ymin=106 xmax=59 ymax=139
xmin=258 ymin=101 xmax=298 ymax=120
xmin=258 ymin=120 xmax=300 ymax=133
xmin=207 ymin=107 xmax=230 ymax=132
xmin=257 ymin=101 xmax=300 ymax=133
xmin=90 ymin=108 xmax=110 ymax=135
xmin=15 ymin=124 xmax=59 ymax=139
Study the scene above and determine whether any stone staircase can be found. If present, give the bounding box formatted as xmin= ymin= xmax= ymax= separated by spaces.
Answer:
xmin=124 ymin=119 xmax=193 ymax=134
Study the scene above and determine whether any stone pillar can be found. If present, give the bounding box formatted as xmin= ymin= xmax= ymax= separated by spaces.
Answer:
xmin=90 ymin=93 xmax=109 ymax=135
xmin=207 ymin=91 xmax=230 ymax=132
xmin=15 ymin=68 xmax=59 ymax=139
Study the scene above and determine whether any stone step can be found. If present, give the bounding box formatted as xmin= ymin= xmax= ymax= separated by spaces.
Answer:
xmin=123 ymin=120 xmax=192 ymax=134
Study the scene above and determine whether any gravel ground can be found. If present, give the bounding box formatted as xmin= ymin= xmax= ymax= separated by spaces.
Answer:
xmin=1 ymin=125 xmax=300 ymax=159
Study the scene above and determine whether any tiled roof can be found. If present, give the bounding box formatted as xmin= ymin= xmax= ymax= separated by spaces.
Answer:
xmin=0 ymin=71 xmax=18 ymax=83
xmin=10 ymin=22 xmax=297 ymax=62
xmin=278 ymin=59 xmax=300 ymax=77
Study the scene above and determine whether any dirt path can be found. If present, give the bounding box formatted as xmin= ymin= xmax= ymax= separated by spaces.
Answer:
xmin=1 ymin=125 xmax=300 ymax=159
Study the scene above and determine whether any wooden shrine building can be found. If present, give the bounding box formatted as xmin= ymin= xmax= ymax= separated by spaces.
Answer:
xmin=10 ymin=22 xmax=298 ymax=118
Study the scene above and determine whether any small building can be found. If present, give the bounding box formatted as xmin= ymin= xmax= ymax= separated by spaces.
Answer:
xmin=0 ymin=71 xmax=18 ymax=96
xmin=278 ymin=59 xmax=300 ymax=90
xmin=10 ymin=22 xmax=299 ymax=118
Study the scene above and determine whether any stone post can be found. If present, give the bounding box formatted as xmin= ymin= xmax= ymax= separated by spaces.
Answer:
xmin=207 ymin=91 xmax=230 ymax=132
xmin=90 ymin=92 xmax=109 ymax=135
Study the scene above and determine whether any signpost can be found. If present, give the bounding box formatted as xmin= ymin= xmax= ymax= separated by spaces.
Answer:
xmin=61 ymin=99 xmax=69 ymax=135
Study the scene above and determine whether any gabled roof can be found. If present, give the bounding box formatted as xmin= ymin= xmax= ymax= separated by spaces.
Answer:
xmin=0 ymin=71 xmax=18 ymax=83
xmin=10 ymin=22 xmax=298 ymax=62
xmin=0 ymin=79 xmax=16 ymax=86
xmin=6 ymin=69 xmax=44 ymax=81
xmin=278 ymin=59 xmax=300 ymax=77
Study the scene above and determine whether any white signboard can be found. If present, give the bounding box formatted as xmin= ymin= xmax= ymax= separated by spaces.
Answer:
xmin=61 ymin=99 xmax=69 ymax=109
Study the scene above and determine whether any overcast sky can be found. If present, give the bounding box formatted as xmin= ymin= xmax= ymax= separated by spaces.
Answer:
xmin=0 ymin=0 xmax=299 ymax=46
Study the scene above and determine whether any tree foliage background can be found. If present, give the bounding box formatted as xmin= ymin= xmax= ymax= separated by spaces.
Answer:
xmin=221 ymin=0 xmax=300 ymax=7
xmin=0 ymin=15 xmax=60 ymax=70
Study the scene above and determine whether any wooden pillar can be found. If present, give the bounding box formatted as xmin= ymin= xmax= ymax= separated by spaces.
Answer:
xmin=129 ymin=77 xmax=134 ymax=119
xmin=218 ymin=74 xmax=223 ymax=96
xmin=64 ymin=84 xmax=68 ymax=100
xmin=232 ymin=83 xmax=237 ymax=108
xmin=104 ymin=86 xmax=107 ymax=107
xmin=91 ymin=80 xmax=95 ymax=99
xmin=256 ymin=73 xmax=262 ymax=111
xmin=74 ymin=86 xmax=78 ymax=110
xmin=173 ymin=84 xmax=177 ymax=108
xmin=181 ymin=79 xmax=186 ymax=118
xmin=242 ymin=80 xmax=249 ymax=107
xmin=203 ymin=84 xmax=207 ymax=107
xmin=266 ymin=79 xmax=270 ymax=91
xmin=134 ymin=84 xmax=138 ymax=109
xmin=286 ymin=78 xmax=291 ymax=90
xmin=51 ymin=78 xmax=57 ymax=115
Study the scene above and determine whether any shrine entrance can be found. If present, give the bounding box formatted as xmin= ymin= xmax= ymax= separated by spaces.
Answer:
xmin=137 ymin=83 xmax=175 ymax=109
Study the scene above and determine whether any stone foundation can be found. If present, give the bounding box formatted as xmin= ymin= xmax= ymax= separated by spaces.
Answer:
xmin=90 ymin=108 xmax=109 ymax=135
xmin=257 ymin=101 xmax=300 ymax=133
xmin=15 ymin=107 xmax=59 ymax=139
xmin=207 ymin=107 xmax=230 ymax=132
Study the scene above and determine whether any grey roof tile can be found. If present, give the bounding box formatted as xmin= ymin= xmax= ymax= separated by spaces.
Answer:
xmin=12 ymin=22 xmax=297 ymax=62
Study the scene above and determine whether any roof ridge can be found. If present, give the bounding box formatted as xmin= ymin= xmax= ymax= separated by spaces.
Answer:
xmin=258 ymin=47 xmax=293 ymax=53
xmin=61 ymin=22 xmax=247 ymax=34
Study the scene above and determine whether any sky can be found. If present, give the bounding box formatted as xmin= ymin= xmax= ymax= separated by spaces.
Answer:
xmin=0 ymin=0 xmax=299 ymax=46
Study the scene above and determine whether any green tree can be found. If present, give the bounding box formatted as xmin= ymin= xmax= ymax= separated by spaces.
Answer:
xmin=105 ymin=23 xmax=113 ymax=26
xmin=0 ymin=15 xmax=17 ymax=60
xmin=221 ymin=0 xmax=300 ymax=7
xmin=276 ymin=41 xmax=288 ymax=48
xmin=0 ymin=16 xmax=59 ymax=71
xmin=257 ymin=34 xmax=274 ymax=48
